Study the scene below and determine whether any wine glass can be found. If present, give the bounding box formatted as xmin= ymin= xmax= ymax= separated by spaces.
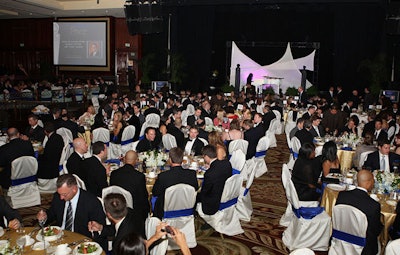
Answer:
xmin=16 ymin=236 xmax=26 ymax=255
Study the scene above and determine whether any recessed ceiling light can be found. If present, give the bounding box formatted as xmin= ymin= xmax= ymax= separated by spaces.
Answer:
xmin=81 ymin=10 xmax=85 ymax=13
xmin=105 ymin=10 xmax=108 ymax=13
xmin=51 ymin=11 xmax=55 ymax=14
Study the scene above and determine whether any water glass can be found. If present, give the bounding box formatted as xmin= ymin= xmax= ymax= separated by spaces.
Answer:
xmin=16 ymin=236 xmax=26 ymax=254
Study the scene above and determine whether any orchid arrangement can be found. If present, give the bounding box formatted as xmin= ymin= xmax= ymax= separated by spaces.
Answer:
xmin=138 ymin=150 xmax=168 ymax=168
xmin=373 ymin=170 xmax=400 ymax=194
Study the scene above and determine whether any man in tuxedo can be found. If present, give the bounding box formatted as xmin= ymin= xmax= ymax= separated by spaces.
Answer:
xmin=0 ymin=196 xmax=22 ymax=229
xmin=125 ymin=108 xmax=141 ymax=141
xmin=243 ymin=119 xmax=264 ymax=160
xmin=336 ymin=85 xmax=346 ymax=106
xmin=295 ymin=119 xmax=314 ymax=145
xmin=41 ymin=107 xmax=61 ymax=125
xmin=152 ymin=147 xmax=198 ymax=219
xmin=373 ymin=118 xmax=388 ymax=142
xmin=309 ymin=115 xmax=325 ymax=138
xmin=198 ymin=145 xmax=232 ymax=215
xmin=187 ymin=107 xmax=204 ymax=127
xmin=261 ymin=106 xmax=276 ymax=131
xmin=0 ymin=127 xmax=34 ymax=189
xmin=184 ymin=126 xmax=205 ymax=156
xmin=363 ymin=139 xmax=400 ymax=172
xmin=144 ymin=100 xmax=161 ymax=117
xmin=302 ymin=105 xmax=316 ymax=121
xmin=133 ymin=103 xmax=145 ymax=126
xmin=37 ymin=174 xmax=106 ymax=248
xmin=386 ymin=113 xmax=396 ymax=142
xmin=89 ymin=193 xmax=145 ymax=254
xmin=110 ymin=150 xmax=149 ymax=221
xmin=166 ymin=118 xmax=184 ymax=148
xmin=22 ymin=114 xmax=45 ymax=142
xmin=136 ymin=127 xmax=159 ymax=153
xmin=362 ymin=111 xmax=376 ymax=138
xmin=200 ymin=100 xmax=213 ymax=120
xmin=37 ymin=122 xmax=64 ymax=180
xmin=335 ymin=170 xmax=382 ymax=255
xmin=66 ymin=137 xmax=88 ymax=178
xmin=57 ymin=112 xmax=81 ymax=139
xmin=82 ymin=141 xmax=109 ymax=197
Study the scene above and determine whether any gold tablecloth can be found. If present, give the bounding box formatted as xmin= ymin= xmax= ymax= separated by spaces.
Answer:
xmin=337 ymin=149 xmax=355 ymax=171
xmin=321 ymin=187 xmax=397 ymax=246
xmin=0 ymin=227 xmax=105 ymax=255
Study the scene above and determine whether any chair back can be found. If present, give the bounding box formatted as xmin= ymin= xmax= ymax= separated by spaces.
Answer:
xmin=229 ymin=149 xmax=246 ymax=175
xmin=228 ymin=139 xmax=248 ymax=156
xmin=255 ymin=136 xmax=269 ymax=158
xmin=291 ymin=136 xmax=301 ymax=159
xmin=186 ymin=104 xmax=195 ymax=116
xmin=92 ymin=128 xmax=110 ymax=144
xmin=21 ymin=89 xmax=34 ymax=100
xmin=359 ymin=150 xmax=374 ymax=170
xmin=236 ymin=160 xmax=257 ymax=221
xmin=74 ymin=88 xmax=84 ymax=102
xmin=56 ymin=127 xmax=73 ymax=146
xmin=163 ymin=184 xmax=196 ymax=217
xmin=290 ymin=248 xmax=315 ymax=255
xmin=120 ymin=126 xmax=136 ymax=155
xmin=102 ymin=186 xmax=133 ymax=209
xmin=11 ymin=156 xmax=38 ymax=182
xmin=204 ymin=117 xmax=213 ymax=126
xmin=162 ymin=134 xmax=177 ymax=151
xmin=272 ymin=110 xmax=281 ymax=120
xmin=385 ymin=239 xmax=400 ymax=255
xmin=51 ymin=87 xmax=64 ymax=102
xmin=73 ymin=174 xmax=86 ymax=190
xmin=40 ymin=89 xmax=52 ymax=101
xmin=145 ymin=217 xmax=168 ymax=255
xmin=139 ymin=114 xmax=160 ymax=138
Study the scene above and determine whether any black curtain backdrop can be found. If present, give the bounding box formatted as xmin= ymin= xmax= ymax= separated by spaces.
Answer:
xmin=143 ymin=2 xmax=386 ymax=93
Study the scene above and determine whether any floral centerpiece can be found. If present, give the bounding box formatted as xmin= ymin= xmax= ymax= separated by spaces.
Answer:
xmin=83 ymin=115 xmax=95 ymax=127
xmin=205 ymin=125 xmax=223 ymax=133
xmin=373 ymin=170 xmax=400 ymax=194
xmin=0 ymin=243 xmax=20 ymax=255
xmin=341 ymin=133 xmax=362 ymax=148
xmin=138 ymin=150 xmax=168 ymax=168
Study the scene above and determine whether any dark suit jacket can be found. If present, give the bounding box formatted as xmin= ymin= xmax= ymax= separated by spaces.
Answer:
xmin=47 ymin=189 xmax=106 ymax=249
xmin=0 ymin=196 xmax=21 ymax=228
xmin=336 ymin=188 xmax=383 ymax=255
xmin=187 ymin=115 xmax=204 ymax=127
xmin=110 ymin=164 xmax=150 ymax=220
xmin=66 ymin=152 xmax=84 ymax=177
xmin=100 ymin=208 xmax=145 ymax=254
xmin=143 ymin=107 xmax=160 ymax=117
xmin=126 ymin=116 xmax=141 ymax=141
xmin=0 ymin=138 xmax=34 ymax=188
xmin=295 ymin=128 xmax=314 ymax=146
xmin=25 ymin=125 xmax=45 ymax=142
xmin=309 ymin=125 xmax=326 ymax=138
xmin=166 ymin=124 xmax=184 ymax=148
xmin=374 ymin=129 xmax=388 ymax=142
xmin=136 ymin=138 xmax=158 ymax=153
xmin=244 ymin=125 xmax=264 ymax=159
xmin=363 ymin=151 xmax=400 ymax=172
xmin=183 ymin=138 xmax=205 ymax=156
xmin=82 ymin=156 xmax=108 ymax=197
xmin=302 ymin=112 xmax=312 ymax=120
xmin=38 ymin=133 xmax=64 ymax=179
xmin=362 ymin=121 xmax=375 ymax=138
xmin=198 ymin=159 xmax=232 ymax=215
xmin=57 ymin=120 xmax=80 ymax=139
xmin=262 ymin=111 xmax=276 ymax=131
xmin=152 ymin=166 xmax=199 ymax=219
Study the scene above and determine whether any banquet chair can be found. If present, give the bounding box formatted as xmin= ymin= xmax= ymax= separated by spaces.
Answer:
xmin=228 ymin=139 xmax=248 ymax=158
xmin=40 ymin=89 xmax=52 ymax=101
xmin=289 ymin=248 xmax=315 ymax=255
xmin=73 ymin=174 xmax=86 ymax=190
xmin=120 ymin=125 xmax=136 ymax=156
xmin=359 ymin=150 xmax=374 ymax=170
xmin=247 ymin=136 xmax=269 ymax=178
xmin=162 ymin=134 xmax=177 ymax=151
xmin=132 ymin=140 xmax=140 ymax=151
xmin=139 ymin=114 xmax=160 ymax=139
xmin=235 ymin=161 xmax=257 ymax=222
xmin=272 ymin=110 xmax=283 ymax=135
xmin=385 ymin=239 xmax=400 ymax=255
xmin=74 ymin=88 xmax=84 ymax=102
xmin=163 ymin=184 xmax=197 ymax=249
xmin=328 ymin=204 xmax=369 ymax=255
xmin=102 ymin=186 xmax=133 ymax=209
xmin=282 ymin=164 xmax=331 ymax=251
xmin=287 ymin=136 xmax=301 ymax=170
xmin=7 ymin=156 xmax=41 ymax=209
xmin=145 ymin=217 xmax=168 ymax=255
xmin=265 ymin=127 xmax=277 ymax=148
xmin=57 ymin=143 xmax=71 ymax=175
xmin=21 ymin=89 xmax=34 ymax=100
xmin=92 ymin=127 xmax=111 ymax=159
xmin=197 ymin=174 xmax=244 ymax=236
xmin=229 ymin=149 xmax=246 ymax=176
xmin=204 ymin=117 xmax=213 ymax=126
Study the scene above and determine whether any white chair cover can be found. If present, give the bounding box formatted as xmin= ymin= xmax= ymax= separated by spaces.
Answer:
xmin=102 ymin=186 xmax=133 ymax=209
xmin=288 ymin=136 xmax=301 ymax=169
xmin=359 ymin=150 xmax=374 ymax=170
xmin=228 ymin=139 xmax=249 ymax=156
xmin=385 ymin=239 xmax=400 ymax=255
xmin=272 ymin=110 xmax=283 ymax=135
xmin=37 ymin=119 xmax=44 ymax=128
xmin=186 ymin=104 xmax=195 ymax=116
xmin=40 ymin=89 xmax=52 ymax=101
xmin=57 ymin=143 xmax=72 ymax=176
xmin=88 ymin=86 xmax=100 ymax=100
xmin=37 ymin=178 xmax=57 ymax=194
xmin=162 ymin=134 xmax=177 ymax=151
xmin=163 ymin=184 xmax=197 ymax=249
xmin=7 ymin=156 xmax=41 ymax=209
xmin=236 ymin=161 xmax=256 ymax=222
xmin=145 ymin=217 xmax=168 ymax=255
xmin=181 ymin=110 xmax=189 ymax=127
xmin=74 ymin=88 xmax=84 ymax=102
xmin=73 ymin=174 xmax=86 ymax=190
xmin=21 ymin=89 xmax=34 ymax=100
xmin=252 ymin=136 xmax=269 ymax=178
xmin=51 ymin=87 xmax=64 ymax=102
xmin=197 ymin=174 xmax=244 ymax=236
xmin=92 ymin=127 xmax=110 ymax=144
xmin=282 ymin=164 xmax=331 ymax=251
xmin=204 ymin=117 xmax=213 ymax=126
xmin=265 ymin=128 xmax=277 ymax=148
xmin=57 ymin=127 xmax=73 ymax=146
xmin=139 ymin=114 xmax=160 ymax=138
xmin=229 ymin=149 xmax=246 ymax=176
xmin=132 ymin=140 xmax=139 ymax=152
xmin=290 ymin=248 xmax=315 ymax=255
xmin=328 ymin=204 xmax=367 ymax=255
xmin=120 ymin=125 xmax=136 ymax=156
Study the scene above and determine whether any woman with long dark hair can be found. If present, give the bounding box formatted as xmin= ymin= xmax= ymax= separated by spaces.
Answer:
xmin=321 ymin=141 xmax=340 ymax=182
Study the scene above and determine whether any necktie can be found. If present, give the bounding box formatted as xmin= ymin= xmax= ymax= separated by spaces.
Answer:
xmin=81 ymin=155 xmax=85 ymax=160
xmin=65 ymin=201 xmax=73 ymax=231
xmin=380 ymin=155 xmax=386 ymax=171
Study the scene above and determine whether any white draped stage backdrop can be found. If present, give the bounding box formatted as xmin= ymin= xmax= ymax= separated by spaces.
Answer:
xmin=229 ymin=41 xmax=316 ymax=94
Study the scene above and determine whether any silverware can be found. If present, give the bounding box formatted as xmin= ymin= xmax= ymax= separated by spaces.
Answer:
xmin=28 ymin=226 xmax=41 ymax=237
xmin=67 ymin=239 xmax=86 ymax=247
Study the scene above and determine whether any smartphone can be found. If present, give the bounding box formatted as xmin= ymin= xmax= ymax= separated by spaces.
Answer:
xmin=165 ymin=226 xmax=174 ymax=235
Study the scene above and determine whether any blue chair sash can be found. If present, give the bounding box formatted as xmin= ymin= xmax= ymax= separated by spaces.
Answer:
xmin=232 ymin=168 xmax=240 ymax=175
xmin=255 ymin=150 xmax=267 ymax=158
xmin=121 ymin=138 xmax=134 ymax=146
xmin=69 ymin=142 xmax=73 ymax=148
xmin=105 ymin=142 xmax=110 ymax=147
xmin=151 ymin=196 xmax=158 ymax=211
xmin=34 ymin=151 xmax=39 ymax=159
xmin=332 ymin=229 xmax=366 ymax=247
xmin=105 ymin=159 xmax=121 ymax=165
xmin=290 ymin=148 xmax=299 ymax=159
xmin=341 ymin=147 xmax=353 ymax=151
xmin=58 ymin=165 xmax=63 ymax=172
xmin=163 ymin=208 xmax=194 ymax=218
xmin=11 ymin=175 xmax=37 ymax=186
xmin=228 ymin=154 xmax=232 ymax=160
xmin=139 ymin=135 xmax=144 ymax=141
xmin=219 ymin=197 xmax=238 ymax=211
xmin=243 ymin=188 xmax=249 ymax=196
xmin=292 ymin=206 xmax=324 ymax=219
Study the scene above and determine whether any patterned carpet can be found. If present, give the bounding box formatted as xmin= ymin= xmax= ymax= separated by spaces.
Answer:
xmin=16 ymin=134 xmax=307 ymax=255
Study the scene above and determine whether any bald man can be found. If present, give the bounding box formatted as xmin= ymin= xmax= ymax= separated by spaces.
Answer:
xmin=109 ymin=150 xmax=149 ymax=220
xmin=335 ymin=170 xmax=383 ymax=255
xmin=66 ymin=137 xmax=88 ymax=179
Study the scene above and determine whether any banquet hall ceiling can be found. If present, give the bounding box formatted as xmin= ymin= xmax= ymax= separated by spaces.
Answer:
xmin=0 ymin=0 xmax=385 ymax=20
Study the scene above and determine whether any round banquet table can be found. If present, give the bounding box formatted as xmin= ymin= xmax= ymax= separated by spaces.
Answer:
xmin=0 ymin=227 xmax=105 ymax=255
xmin=320 ymin=186 xmax=397 ymax=247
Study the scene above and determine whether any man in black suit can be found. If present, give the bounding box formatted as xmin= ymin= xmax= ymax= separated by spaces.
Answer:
xmin=144 ymin=100 xmax=161 ymax=117
xmin=373 ymin=118 xmax=388 ymax=142
xmin=183 ymin=126 xmax=205 ymax=156
xmin=37 ymin=122 xmax=64 ymax=180
xmin=363 ymin=139 xmax=400 ymax=172
xmin=89 ymin=193 xmax=145 ymax=254
xmin=0 ymin=196 xmax=22 ymax=229
xmin=0 ymin=128 xmax=34 ymax=189
xmin=125 ymin=108 xmax=141 ymax=141
xmin=309 ymin=115 xmax=326 ymax=138
xmin=200 ymin=100 xmax=213 ymax=120
xmin=295 ymin=119 xmax=314 ymax=145
xmin=152 ymin=147 xmax=198 ymax=219
xmin=243 ymin=119 xmax=264 ymax=160
xmin=261 ymin=106 xmax=276 ymax=131
xmin=40 ymin=107 xmax=61 ymax=125
xmin=298 ymin=86 xmax=308 ymax=108
xmin=37 ymin=174 xmax=106 ymax=249
xmin=321 ymin=105 xmax=345 ymax=136
xmin=110 ymin=150 xmax=149 ymax=220
xmin=22 ymin=114 xmax=45 ymax=142
xmin=335 ymin=170 xmax=382 ymax=255
xmin=362 ymin=111 xmax=376 ymax=138
xmin=301 ymin=105 xmax=316 ymax=121
xmin=198 ymin=145 xmax=232 ymax=215
xmin=187 ymin=107 xmax=204 ymax=127
xmin=136 ymin=127 xmax=159 ymax=153
xmin=167 ymin=118 xmax=185 ymax=148
xmin=82 ymin=141 xmax=109 ymax=197
xmin=57 ymin=112 xmax=81 ymax=139
xmin=66 ymin=137 xmax=88 ymax=178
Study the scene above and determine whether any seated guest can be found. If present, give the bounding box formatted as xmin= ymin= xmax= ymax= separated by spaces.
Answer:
xmin=339 ymin=115 xmax=359 ymax=136
xmin=361 ymin=110 xmax=376 ymax=138
xmin=41 ymin=107 xmax=61 ymax=124
xmin=37 ymin=174 xmax=106 ymax=249
xmin=390 ymin=202 xmax=400 ymax=240
xmin=320 ymin=141 xmax=340 ymax=182
xmin=208 ymin=131 xmax=227 ymax=160
xmin=88 ymin=193 xmax=145 ymax=254
xmin=166 ymin=118 xmax=185 ymax=148
xmin=0 ymin=196 xmax=22 ymax=229
xmin=57 ymin=111 xmax=81 ymax=139
xmin=66 ymin=137 xmax=88 ymax=177
xmin=184 ymin=126 xmax=205 ymax=156
xmin=394 ymin=133 xmax=400 ymax=155
xmin=78 ymin=105 xmax=96 ymax=127
xmin=373 ymin=118 xmax=388 ymax=142
xmin=261 ymin=105 xmax=276 ymax=131
xmin=321 ymin=104 xmax=345 ymax=136
xmin=364 ymin=139 xmax=400 ymax=172
xmin=243 ymin=119 xmax=264 ymax=160
xmin=197 ymin=145 xmax=232 ymax=215
xmin=289 ymin=117 xmax=304 ymax=140
xmin=82 ymin=141 xmax=109 ymax=197
xmin=221 ymin=119 xmax=243 ymax=145
xmin=291 ymin=143 xmax=321 ymax=201
xmin=309 ymin=115 xmax=325 ymax=138
xmin=187 ymin=107 xmax=204 ymax=127
xmin=152 ymin=147 xmax=198 ymax=219
xmin=136 ymin=127 xmax=158 ymax=153
xmin=352 ymin=132 xmax=377 ymax=169
xmin=143 ymin=100 xmax=161 ymax=117
xmin=110 ymin=150 xmax=149 ymax=220
xmin=0 ymin=127 xmax=34 ymax=189
xmin=213 ymin=109 xmax=230 ymax=130
xmin=335 ymin=170 xmax=383 ymax=255
xmin=110 ymin=111 xmax=125 ymax=144
xmin=301 ymin=105 xmax=316 ymax=120
xmin=295 ymin=119 xmax=314 ymax=145
xmin=22 ymin=114 xmax=45 ymax=142
xmin=37 ymin=122 xmax=64 ymax=180
xmin=124 ymin=108 xmax=141 ymax=141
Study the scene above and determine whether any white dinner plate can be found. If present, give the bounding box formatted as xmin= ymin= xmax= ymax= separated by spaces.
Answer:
xmin=326 ymin=173 xmax=342 ymax=179
xmin=74 ymin=242 xmax=102 ymax=255
xmin=327 ymin=183 xmax=346 ymax=191
xmin=36 ymin=226 xmax=62 ymax=242
xmin=32 ymin=241 xmax=50 ymax=250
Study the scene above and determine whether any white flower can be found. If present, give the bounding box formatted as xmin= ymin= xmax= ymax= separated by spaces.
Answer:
xmin=139 ymin=150 xmax=168 ymax=167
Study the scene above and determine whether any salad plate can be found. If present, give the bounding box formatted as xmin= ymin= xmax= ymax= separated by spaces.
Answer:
xmin=36 ymin=226 xmax=62 ymax=242
xmin=74 ymin=242 xmax=102 ymax=255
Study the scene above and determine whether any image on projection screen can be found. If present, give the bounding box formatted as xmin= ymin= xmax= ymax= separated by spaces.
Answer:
xmin=53 ymin=21 xmax=107 ymax=66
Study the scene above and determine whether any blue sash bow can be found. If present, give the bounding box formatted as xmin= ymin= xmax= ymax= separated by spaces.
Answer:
xmin=11 ymin=175 xmax=37 ymax=186
xmin=232 ymin=168 xmax=240 ymax=175
xmin=219 ymin=197 xmax=238 ymax=211
xmin=139 ymin=135 xmax=144 ymax=141
xmin=105 ymin=159 xmax=121 ymax=165
xmin=58 ymin=165 xmax=63 ymax=172
xmin=332 ymin=229 xmax=366 ymax=247
xmin=164 ymin=208 xmax=194 ymax=218
xmin=69 ymin=142 xmax=73 ymax=148
xmin=292 ymin=206 xmax=324 ymax=219
xmin=290 ymin=148 xmax=299 ymax=159
xmin=151 ymin=196 xmax=158 ymax=211
xmin=243 ymin=188 xmax=249 ymax=196
xmin=121 ymin=138 xmax=134 ymax=146
xmin=255 ymin=150 xmax=267 ymax=158
xmin=228 ymin=154 xmax=232 ymax=160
